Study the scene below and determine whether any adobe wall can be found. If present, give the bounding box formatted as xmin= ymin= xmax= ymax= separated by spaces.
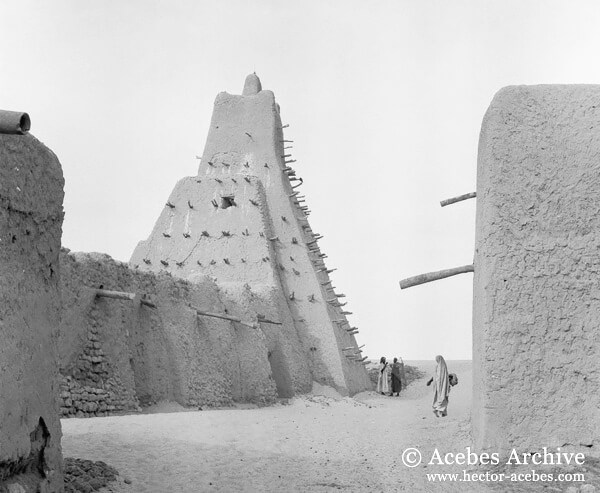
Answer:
xmin=58 ymin=250 xmax=279 ymax=415
xmin=0 ymin=131 xmax=64 ymax=491
xmin=131 ymin=75 xmax=371 ymax=395
xmin=130 ymin=174 xmax=312 ymax=397
xmin=473 ymin=85 xmax=600 ymax=452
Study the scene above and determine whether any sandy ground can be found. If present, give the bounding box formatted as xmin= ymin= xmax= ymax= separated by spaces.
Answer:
xmin=62 ymin=361 xmax=597 ymax=492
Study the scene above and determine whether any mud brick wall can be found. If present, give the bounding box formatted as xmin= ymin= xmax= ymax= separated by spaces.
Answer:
xmin=59 ymin=251 xmax=279 ymax=413
xmin=0 ymin=130 xmax=65 ymax=491
xmin=131 ymin=74 xmax=371 ymax=396
xmin=473 ymin=85 xmax=600 ymax=452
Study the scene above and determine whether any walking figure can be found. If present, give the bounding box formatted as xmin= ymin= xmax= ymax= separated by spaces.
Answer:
xmin=427 ymin=355 xmax=450 ymax=417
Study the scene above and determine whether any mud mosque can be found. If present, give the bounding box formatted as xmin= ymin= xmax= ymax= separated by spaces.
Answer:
xmin=0 ymin=77 xmax=598 ymax=490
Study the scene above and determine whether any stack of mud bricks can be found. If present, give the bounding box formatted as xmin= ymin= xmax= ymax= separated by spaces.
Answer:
xmin=59 ymin=327 xmax=139 ymax=417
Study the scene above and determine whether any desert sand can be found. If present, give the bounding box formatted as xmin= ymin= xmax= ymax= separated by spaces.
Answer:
xmin=61 ymin=361 xmax=595 ymax=492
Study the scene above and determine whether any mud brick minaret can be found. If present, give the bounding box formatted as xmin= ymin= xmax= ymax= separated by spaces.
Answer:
xmin=131 ymin=74 xmax=370 ymax=396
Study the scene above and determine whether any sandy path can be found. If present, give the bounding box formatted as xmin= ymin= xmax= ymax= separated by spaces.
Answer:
xmin=62 ymin=361 xmax=476 ymax=492
xmin=63 ymin=361 xmax=595 ymax=492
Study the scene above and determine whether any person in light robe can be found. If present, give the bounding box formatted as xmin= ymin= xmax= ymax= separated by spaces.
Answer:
xmin=376 ymin=356 xmax=389 ymax=395
xmin=426 ymin=355 xmax=450 ymax=417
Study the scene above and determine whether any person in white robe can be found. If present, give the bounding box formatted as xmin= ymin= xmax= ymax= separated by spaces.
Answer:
xmin=376 ymin=356 xmax=390 ymax=395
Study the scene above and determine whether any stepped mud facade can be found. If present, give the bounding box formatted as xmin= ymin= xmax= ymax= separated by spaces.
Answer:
xmin=131 ymin=74 xmax=371 ymax=396
xmin=0 ymin=122 xmax=65 ymax=491
xmin=473 ymin=85 xmax=600 ymax=452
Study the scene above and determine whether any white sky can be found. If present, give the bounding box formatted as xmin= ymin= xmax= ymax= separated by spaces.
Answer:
xmin=2 ymin=0 xmax=600 ymax=360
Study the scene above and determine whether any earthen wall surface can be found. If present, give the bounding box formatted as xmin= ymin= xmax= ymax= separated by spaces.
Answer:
xmin=0 ymin=133 xmax=65 ymax=491
xmin=473 ymin=85 xmax=600 ymax=452
xmin=58 ymin=251 xmax=279 ymax=415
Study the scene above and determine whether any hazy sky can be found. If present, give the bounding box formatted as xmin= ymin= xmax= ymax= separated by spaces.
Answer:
xmin=2 ymin=1 xmax=600 ymax=360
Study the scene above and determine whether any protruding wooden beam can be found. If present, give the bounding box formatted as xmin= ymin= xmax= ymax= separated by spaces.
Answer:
xmin=95 ymin=289 xmax=156 ymax=308
xmin=191 ymin=306 xmax=257 ymax=329
xmin=95 ymin=289 xmax=135 ymax=302
xmin=140 ymin=298 xmax=157 ymax=308
xmin=440 ymin=192 xmax=476 ymax=207
xmin=399 ymin=264 xmax=474 ymax=289
xmin=257 ymin=315 xmax=283 ymax=326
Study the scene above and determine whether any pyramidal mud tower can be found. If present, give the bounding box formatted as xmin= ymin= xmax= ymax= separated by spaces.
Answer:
xmin=131 ymin=74 xmax=370 ymax=397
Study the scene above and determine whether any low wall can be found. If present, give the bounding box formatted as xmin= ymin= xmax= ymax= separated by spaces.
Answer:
xmin=58 ymin=251 xmax=280 ymax=416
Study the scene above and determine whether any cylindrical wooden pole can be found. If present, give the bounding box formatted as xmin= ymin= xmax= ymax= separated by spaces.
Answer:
xmin=256 ymin=316 xmax=283 ymax=326
xmin=192 ymin=307 xmax=257 ymax=329
xmin=95 ymin=289 xmax=136 ymax=301
xmin=399 ymin=264 xmax=474 ymax=289
xmin=440 ymin=192 xmax=476 ymax=207
xmin=95 ymin=289 xmax=156 ymax=308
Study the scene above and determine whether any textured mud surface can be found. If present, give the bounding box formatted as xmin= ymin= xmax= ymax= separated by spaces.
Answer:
xmin=0 ymin=132 xmax=65 ymax=491
xmin=473 ymin=85 xmax=600 ymax=452
xmin=59 ymin=250 xmax=279 ymax=411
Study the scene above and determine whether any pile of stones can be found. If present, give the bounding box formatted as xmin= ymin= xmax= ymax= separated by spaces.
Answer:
xmin=59 ymin=327 xmax=139 ymax=417
xmin=63 ymin=458 xmax=120 ymax=492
